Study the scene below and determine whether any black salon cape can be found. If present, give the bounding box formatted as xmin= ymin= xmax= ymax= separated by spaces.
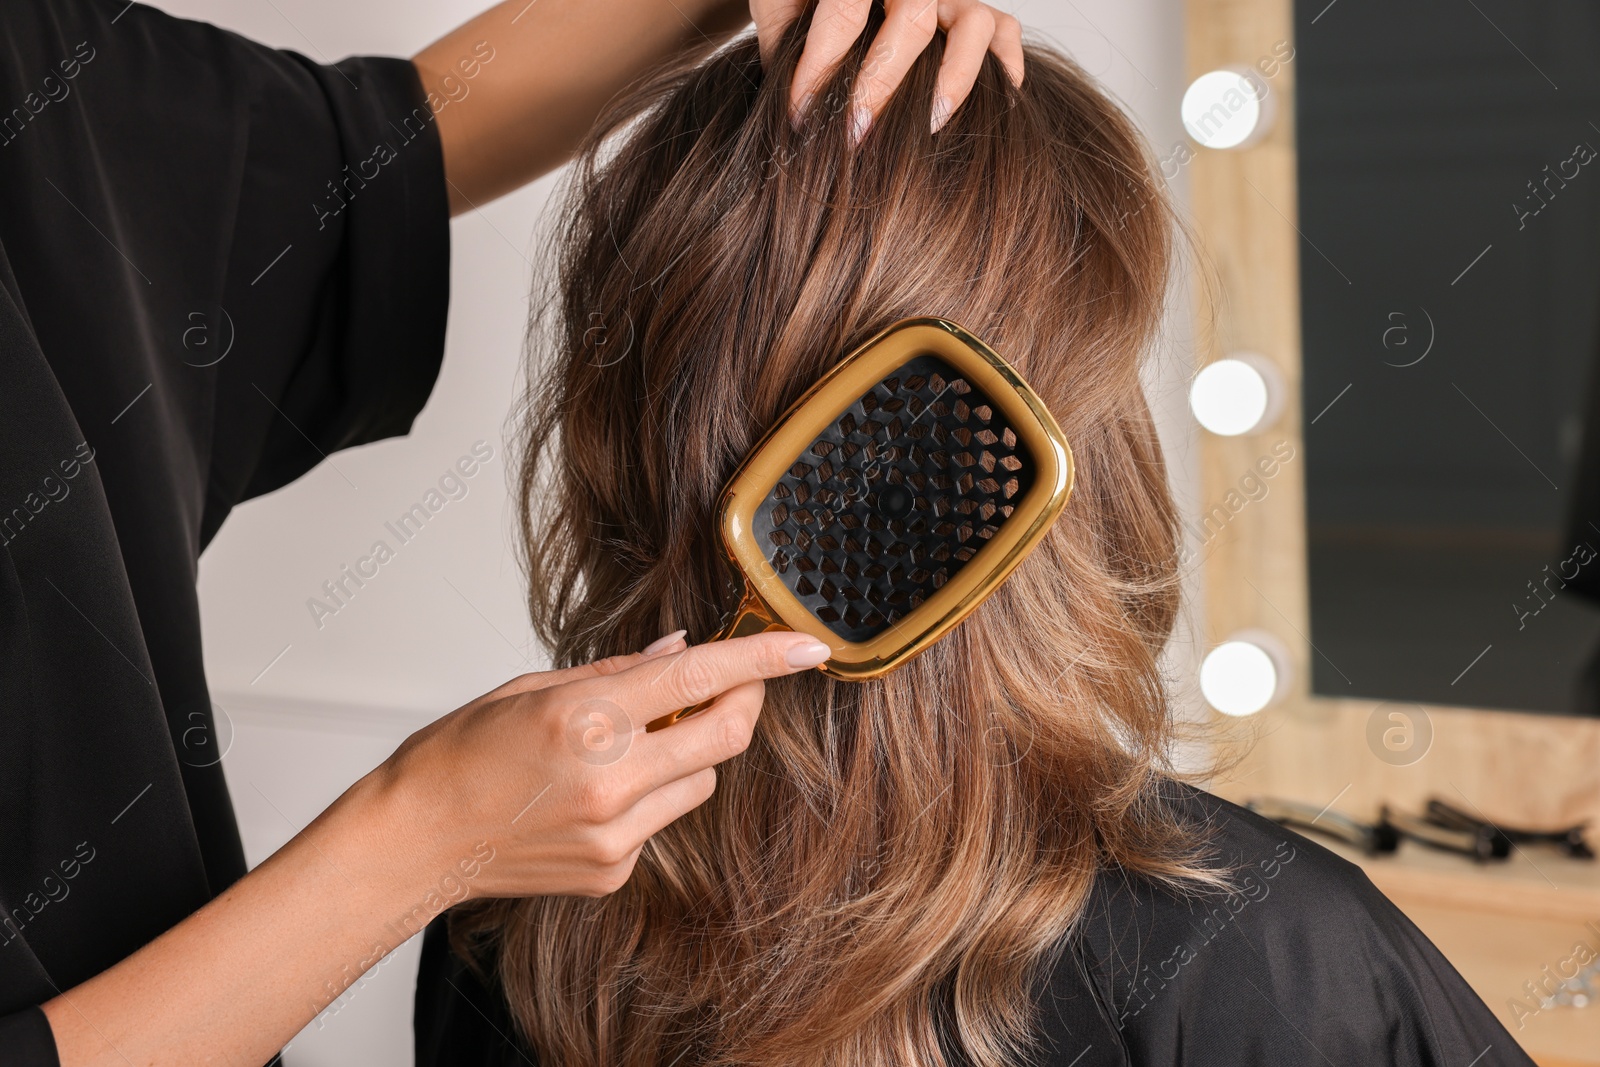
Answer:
xmin=416 ymin=787 xmax=1535 ymax=1067
xmin=0 ymin=0 xmax=448 ymax=1060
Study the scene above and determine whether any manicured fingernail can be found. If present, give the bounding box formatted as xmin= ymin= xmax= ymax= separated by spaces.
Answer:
xmin=849 ymin=106 xmax=872 ymax=146
xmin=930 ymin=95 xmax=953 ymax=134
xmin=642 ymin=629 xmax=688 ymax=656
xmin=785 ymin=639 xmax=833 ymax=668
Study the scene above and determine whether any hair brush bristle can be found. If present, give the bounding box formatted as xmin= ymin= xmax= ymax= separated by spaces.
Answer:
xmin=750 ymin=353 xmax=1036 ymax=642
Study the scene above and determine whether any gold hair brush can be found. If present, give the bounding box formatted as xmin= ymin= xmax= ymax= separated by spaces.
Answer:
xmin=650 ymin=317 xmax=1073 ymax=729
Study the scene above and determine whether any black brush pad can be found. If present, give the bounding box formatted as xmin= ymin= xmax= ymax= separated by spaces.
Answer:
xmin=749 ymin=354 xmax=1037 ymax=642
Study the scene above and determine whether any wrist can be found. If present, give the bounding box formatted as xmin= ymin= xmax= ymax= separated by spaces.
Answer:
xmin=39 ymin=764 xmax=468 ymax=1065
xmin=316 ymin=765 xmax=442 ymax=920
xmin=330 ymin=761 xmax=499 ymax=929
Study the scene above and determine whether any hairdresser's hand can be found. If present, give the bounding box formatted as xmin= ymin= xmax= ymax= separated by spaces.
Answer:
xmin=42 ymin=630 xmax=830 ymax=1067
xmin=752 ymin=0 xmax=1025 ymax=137
xmin=372 ymin=629 xmax=832 ymax=899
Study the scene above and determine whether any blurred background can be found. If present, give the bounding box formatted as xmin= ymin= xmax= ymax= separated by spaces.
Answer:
xmin=147 ymin=2 xmax=1201 ymax=1062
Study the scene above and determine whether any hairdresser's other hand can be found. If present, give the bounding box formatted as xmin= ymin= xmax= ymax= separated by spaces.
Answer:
xmin=752 ymin=0 xmax=1025 ymax=138
xmin=369 ymin=629 xmax=831 ymax=899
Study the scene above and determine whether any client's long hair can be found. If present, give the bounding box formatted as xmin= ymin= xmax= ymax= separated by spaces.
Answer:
xmin=457 ymin=7 xmax=1216 ymax=1065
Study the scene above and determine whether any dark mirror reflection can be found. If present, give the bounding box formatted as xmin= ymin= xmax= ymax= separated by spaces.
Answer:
xmin=1295 ymin=0 xmax=1600 ymax=715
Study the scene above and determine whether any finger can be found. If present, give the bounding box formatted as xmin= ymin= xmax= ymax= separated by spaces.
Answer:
xmin=571 ymin=631 xmax=830 ymax=719
xmin=752 ymin=0 xmax=807 ymax=65
xmin=634 ymin=680 xmax=764 ymax=792
xmin=791 ymin=0 xmax=874 ymax=117
xmin=930 ymin=3 xmax=996 ymax=132
xmin=989 ymin=8 xmax=1025 ymax=87
xmin=559 ymin=684 xmax=752 ymax=828
xmin=624 ymin=766 xmax=720 ymax=843
xmin=482 ymin=631 xmax=690 ymax=702
xmin=640 ymin=629 xmax=691 ymax=657
xmin=848 ymin=0 xmax=940 ymax=139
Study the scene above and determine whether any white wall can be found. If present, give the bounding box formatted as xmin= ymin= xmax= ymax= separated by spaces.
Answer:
xmin=156 ymin=2 xmax=1196 ymax=1063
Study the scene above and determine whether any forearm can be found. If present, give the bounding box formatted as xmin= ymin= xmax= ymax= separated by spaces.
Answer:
xmin=42 ymin=772 xmax=448 ymax=1066
xmin=38 ymin=629 xmax=819 ymax=1063
xmin=413 ymin=0 xmax=751 ymax=214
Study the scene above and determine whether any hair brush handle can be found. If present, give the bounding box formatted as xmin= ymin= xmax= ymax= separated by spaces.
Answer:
xmin=644 ymin=594 xmax=793 ymax=732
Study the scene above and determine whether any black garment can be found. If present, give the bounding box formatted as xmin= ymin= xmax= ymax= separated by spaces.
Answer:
xmin=0 ymin=0 xmax=449 ymax=1059
xmin=416 ymin=787 xmax=1535 ymax=1067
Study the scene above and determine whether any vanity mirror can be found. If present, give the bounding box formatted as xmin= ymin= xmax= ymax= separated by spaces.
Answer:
xmin=1294 ymin=0 xmax=1600 ymax=716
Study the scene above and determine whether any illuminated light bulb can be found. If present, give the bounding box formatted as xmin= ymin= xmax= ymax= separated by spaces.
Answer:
xmin=1189 ymin=354 xmax=1282 ymax=436
xmin=1200 ymin=632 xmax=1290 ymax=717
xmin=1181 ymin=68 xmax=1276 ymax=150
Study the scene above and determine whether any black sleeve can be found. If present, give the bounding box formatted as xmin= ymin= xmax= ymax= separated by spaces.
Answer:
xmin=0 ymin=0 xmax=450 ymax=1057
xmin=214 ymin=46 xmax=452 ymax=516
xmin=0 ymin=1006 xmax=59 ymax=1067
xmin=199 ymin=23 xmax=452 ymax=537
xmin=0 ymin=0 xmax=451 ymax=547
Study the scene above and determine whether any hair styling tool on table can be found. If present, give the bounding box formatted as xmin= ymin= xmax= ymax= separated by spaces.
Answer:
xmin=1382 ymin=804 xmax=1511 ymax=863
xmin=649 ymin=318 xmax=1074 ymax=730
xmin=1246 ymin=797 xmax=1401 ymax=855
xmin=1423 ymin=798 xmax=1594 ymax=860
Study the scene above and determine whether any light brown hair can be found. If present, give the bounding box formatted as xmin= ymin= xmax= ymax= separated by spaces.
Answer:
xmin=458 ymin=6 xmax=1216 ymax=1064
